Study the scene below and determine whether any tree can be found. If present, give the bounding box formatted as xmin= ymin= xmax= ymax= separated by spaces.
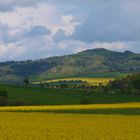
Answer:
xmin=39 ymin=82 xmax=45 ymax=87
xmin=0 ymin=90 xmax=8 ymax=98
xmin=109 ymin=80 xmax=125 ymax=90
xmin=0 ymin=97 xmax=8 ymax=106
xmin=132 ymin=79 xmax=140 ymax=90
xmin=80 ymin=98 xmax=92 ymax=104
xmin=0 ymin=90 xmax=8 ymax=106
xmin=60 ymin=83 xmax=68 ymax=89
xmin=23 ymin=78 xmax=30 ymax=86
xmin=86 ymin=90 xmax=91 ymax=96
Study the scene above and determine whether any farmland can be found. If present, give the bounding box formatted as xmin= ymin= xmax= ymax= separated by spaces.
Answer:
xmin=1 ymin=1 xmax=140 ymax=139
xmin=44 ymin=77 xmax=113 ymax=85
xmin=1 ymin=84 xmax=140 ymax=105
xmin=0 ymin=102 xmax=140 ymax=140
xmin=0 ymin=112 xmax=139 ymax=140
xmin=0 ymin=102 xmax=140 ymax=115
xmin=0 ymin=74 xmax=140 ymax=140
xmin=34 ymin=72 xmax=118 ymax=84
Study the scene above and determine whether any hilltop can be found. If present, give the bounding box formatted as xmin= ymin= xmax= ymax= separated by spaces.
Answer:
xmin=0 ymin=48 xmax=140 ymax=83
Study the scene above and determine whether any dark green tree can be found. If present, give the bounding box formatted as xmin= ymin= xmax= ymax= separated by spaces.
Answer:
xmin=0 ymin=90 xmax=8 ymax=106
xmin=23 ymin=78 xmax=30 ymax=86
xmin=132 ymin=79 xmax=140 ymax=90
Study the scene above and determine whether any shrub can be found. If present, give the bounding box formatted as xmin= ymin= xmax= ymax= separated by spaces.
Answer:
xmin=0 ymin=97 xmax=8 ymax=106
xmin=93 ymin=88 xmax=104 ymax=94
xmin=80 ymin=98 xmax=93 ymax=104
xmin=10 ymin=100 xmax=26 ymax=106
xmin=132 ymin=79 xmax=140 ymax=90
xmin=0 ymin=91 xmax=8 ymax=98
xmin=132 ymin=89 xmax=140 ymax=95
xmin=23 ymin=78 xmax=30 ymax=86
xmin=85 ymin=90 xmax=92 ymax=96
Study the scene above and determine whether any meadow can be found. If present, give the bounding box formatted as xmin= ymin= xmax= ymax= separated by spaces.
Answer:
xmin=0 ymin=102 xmax=140 ymax=140
xmin=34 ymin=72 xmax=128 ymax=82
xmin=77 ymin=72 xmax=128 ymax=78
xmin=1 ymin=84 xmax=140 ymax=105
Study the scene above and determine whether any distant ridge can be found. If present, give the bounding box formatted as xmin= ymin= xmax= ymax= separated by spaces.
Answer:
xmin=123 ymin=50 xmax=134 ymax=55
xmin=78 ymin=48 xmax=136 ymax=55
xmin=0 ymin=48 xmax=140 ymax=83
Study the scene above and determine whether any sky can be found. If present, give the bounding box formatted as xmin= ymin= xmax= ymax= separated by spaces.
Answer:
xmin=0 ymin=0 xmax=140 ymax=61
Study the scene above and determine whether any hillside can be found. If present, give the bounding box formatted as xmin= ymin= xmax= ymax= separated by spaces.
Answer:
xmin=0 ymin=48 xmax=140 ymax=83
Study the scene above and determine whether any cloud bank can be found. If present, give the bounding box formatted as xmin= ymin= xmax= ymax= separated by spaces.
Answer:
xmin=0 ymin=0 xmax=140 ymax=61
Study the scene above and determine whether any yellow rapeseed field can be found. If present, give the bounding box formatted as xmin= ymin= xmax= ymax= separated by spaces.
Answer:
xmin=0 ymin=113 xmax=139 ymax=140
xmin=0 ymin=102 xmax=140 ymax=112
xmin=0 ymin=103 xmax=140 ymax=140
xmin=37 ymin=78 xmax=113 ymax=85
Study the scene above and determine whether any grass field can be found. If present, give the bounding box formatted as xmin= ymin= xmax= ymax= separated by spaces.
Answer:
xmin=0 ymin=102 xmax=140 ymax=140
xmin=1 ymin=84 xmax=140 ymax=105
xmin=34 ymin=72 xmax=128 ymax=82
xmin=77 ymin=72 xmax=128 ymax=78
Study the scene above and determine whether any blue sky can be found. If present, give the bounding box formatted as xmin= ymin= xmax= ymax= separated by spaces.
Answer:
xmin=0 ymin=0 xmax=140 ymax=61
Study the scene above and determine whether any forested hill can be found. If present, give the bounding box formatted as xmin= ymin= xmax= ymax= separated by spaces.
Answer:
xmin=0 ymin=48 xmax=140 ymax=83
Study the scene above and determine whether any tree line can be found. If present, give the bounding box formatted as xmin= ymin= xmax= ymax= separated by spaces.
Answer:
xmin=31 ymin=73 xmax=140 ymax=95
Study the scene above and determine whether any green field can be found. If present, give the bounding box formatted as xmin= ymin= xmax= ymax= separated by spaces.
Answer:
xmin=77 ymin=72 xmax=128 ymax=78
xmin=34 ymin=72 xmax=127 ymax=83
xmin=0 ymin=84 xmax=140 ymax=105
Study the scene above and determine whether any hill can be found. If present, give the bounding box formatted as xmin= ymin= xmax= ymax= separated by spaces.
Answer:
xmin=0 ymin=48 xmax=140 ymax=83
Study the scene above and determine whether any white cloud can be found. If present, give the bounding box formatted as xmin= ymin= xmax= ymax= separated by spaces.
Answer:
xmin=0 ymin=2 xmax=82 ymax=61
xmin=0 ymin=3 xmax=56 ymax=28
xmin=0 ymin=3 xmax=80 ymax=34
xmin=61 ymin=15 xmax=81 ymax=36
xmin=0 ymin=0 xmax=44 ymax=11
xmin=0 ymin=43 xmax=25 ymax=61
xmin=0 ymin=0 xmax=140 ymax=61
xmin=58 ymin=40 xmax=140 ymax=54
